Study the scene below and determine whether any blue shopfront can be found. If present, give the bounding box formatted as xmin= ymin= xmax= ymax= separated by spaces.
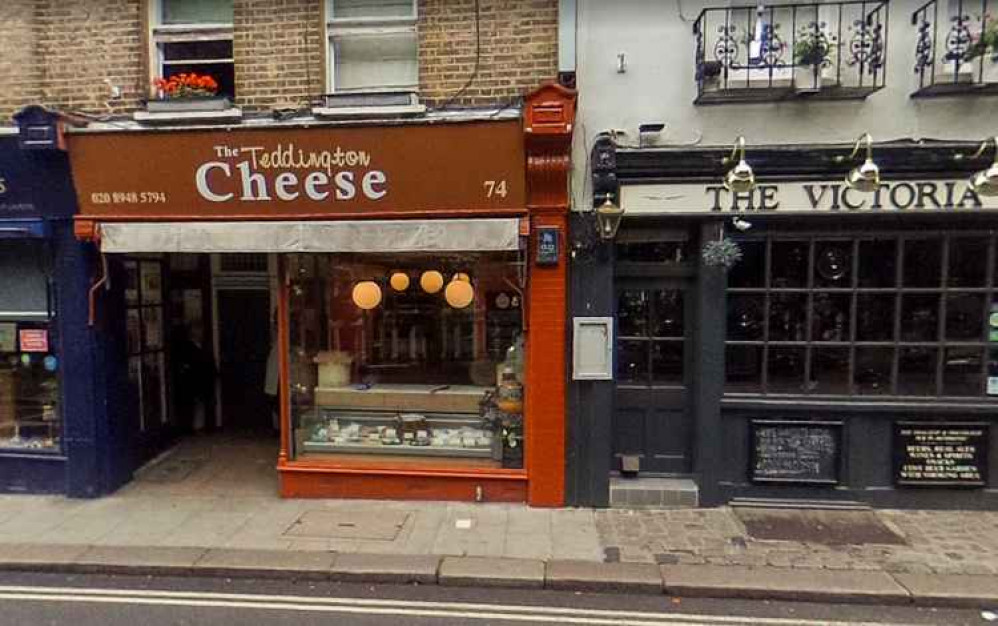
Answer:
xmin=0 ymin=121 xmax=126 ymax=497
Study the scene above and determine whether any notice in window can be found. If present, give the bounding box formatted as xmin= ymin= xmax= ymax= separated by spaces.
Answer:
xmin=18 ymin=329 xmax=48 ymax=353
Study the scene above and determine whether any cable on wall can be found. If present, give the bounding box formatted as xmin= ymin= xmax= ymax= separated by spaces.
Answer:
xmin=431 ymin=0 xmax=482 ymax=111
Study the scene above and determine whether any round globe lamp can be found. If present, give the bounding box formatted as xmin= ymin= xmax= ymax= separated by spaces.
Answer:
xmin=352 ymin=281 xmax=382 ymax=310
xmin=420 ymin=270 xmax=444 ymax=294
xmin=445 ymin=279 xmax=475 ymax=309
xmin=389 ymin=272 xmax=410 ymax=292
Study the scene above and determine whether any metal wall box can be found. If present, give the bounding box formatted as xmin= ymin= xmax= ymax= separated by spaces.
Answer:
xmin=573 ymin=317 xmax=614 ymax=380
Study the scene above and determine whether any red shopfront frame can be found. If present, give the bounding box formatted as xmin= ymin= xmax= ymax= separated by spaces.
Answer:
xmin=71 ymin=84 xmax=576 ymax=506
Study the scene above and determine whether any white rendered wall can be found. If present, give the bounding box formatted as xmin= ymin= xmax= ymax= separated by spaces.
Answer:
xmin=572 ymin=0 xmax=998 ymax=209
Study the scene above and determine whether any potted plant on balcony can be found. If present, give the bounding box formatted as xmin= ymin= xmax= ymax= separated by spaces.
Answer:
xmin=148 ymin=73 xmax=229 ymax=112
xmin=964 ymin=16 xmax=998 ymax=83
xmin=793 ymin=25 xmax=831 ymax=93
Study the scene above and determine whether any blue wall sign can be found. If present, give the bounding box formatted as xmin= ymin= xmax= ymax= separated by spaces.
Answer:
xmin=536 ymin=227 xmax=560 ymax=266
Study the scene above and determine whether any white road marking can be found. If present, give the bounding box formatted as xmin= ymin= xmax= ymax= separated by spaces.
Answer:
xmin=0 ymin=586 xmax=920 ymax=626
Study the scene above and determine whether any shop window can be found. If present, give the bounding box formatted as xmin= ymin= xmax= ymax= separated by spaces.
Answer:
xmin=0 ymin=241 xmax=59 ymax=453
xmin=327 ymin=0 xmax=418 ymax=94
xmin=288 ymin=251 xmax=525 ymax=469
xmin=152 ymin=0 xmax=235 ymax=100
xmin=724 ymin=233 xmax=998 ymax=399
xmin=124 ymin=260 xmax=169 ymax=432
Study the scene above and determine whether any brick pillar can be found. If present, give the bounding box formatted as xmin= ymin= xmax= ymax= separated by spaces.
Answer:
xmin=523 ymin=82 xmax=576 ymax=507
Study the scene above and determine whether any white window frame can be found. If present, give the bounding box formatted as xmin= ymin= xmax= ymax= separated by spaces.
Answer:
xmin=326 ymin=0 xmax=419 ymax=94
xmin=149 ymin=0 xmax=234 ymax=95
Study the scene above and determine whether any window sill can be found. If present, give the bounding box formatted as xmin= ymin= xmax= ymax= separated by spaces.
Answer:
xmin=133 ymin=107 xmax=243 ymax=125
xmin=0 ymin=450 xmax=66 ymax=460
xmin=311 ymin=103 xmax=426 ymax=120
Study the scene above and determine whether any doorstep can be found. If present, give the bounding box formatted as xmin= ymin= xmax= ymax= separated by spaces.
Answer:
xmin=609 ymin=476 xmax=699 ymax=508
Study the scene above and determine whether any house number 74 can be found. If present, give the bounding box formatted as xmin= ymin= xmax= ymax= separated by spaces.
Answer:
xmin=484 ymin=180 xmax=508 ymax=199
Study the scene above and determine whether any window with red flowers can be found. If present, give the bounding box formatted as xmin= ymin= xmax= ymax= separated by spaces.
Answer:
xmin=151 ymin=0 xmax=235 ymax=101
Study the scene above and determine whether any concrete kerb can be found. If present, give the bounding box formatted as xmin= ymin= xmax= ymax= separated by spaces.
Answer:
xmin=546 ymin=559 xmax=663 ymax=593
xmin=192 ymin=548 xmax=336 ymax=581
xmin=330 ymin=553 xmax=441 ymax=584
xmin=661 ymin=564 xmax=912 ymax=606
xmin=2 ymin=546 xmax=998 ymax=608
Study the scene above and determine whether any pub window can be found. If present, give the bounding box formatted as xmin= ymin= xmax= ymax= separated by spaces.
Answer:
xmin=327 ymin=0 xmax=418 ymax=94
xmin=152 ymin=0 xmax=235 ymax=100
xmin=725 ymin=233 xmax=998 ymax=399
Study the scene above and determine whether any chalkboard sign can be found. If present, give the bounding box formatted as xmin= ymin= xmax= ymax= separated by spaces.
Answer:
xmin=751 ymin=420 xmax=842 ymax=484
xmin=895 ymin=422 xmax=988 ymax=488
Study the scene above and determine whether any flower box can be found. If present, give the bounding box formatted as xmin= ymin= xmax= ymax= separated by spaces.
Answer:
xmin=717 ymin=66 xmax=794 ymax=89
xmin=146 ymin=97 xmax=231 ymax=113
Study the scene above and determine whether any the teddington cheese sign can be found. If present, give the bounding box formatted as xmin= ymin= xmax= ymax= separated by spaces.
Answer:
xmin=622 ymin=180 xmax=998 ymax=215
xmin=193 ymin=143 xmax=388 ymax=204
xmin=68 ymin=121 xmax=526 ymax=219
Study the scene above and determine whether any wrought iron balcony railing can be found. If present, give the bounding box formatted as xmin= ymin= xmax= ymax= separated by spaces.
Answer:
xmin=912 ymin=0 xmax=998 ymax=96
xmin=693 ymin=1 xmax=889 ymax=104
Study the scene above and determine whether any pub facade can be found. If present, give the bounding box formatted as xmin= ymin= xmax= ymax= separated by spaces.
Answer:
xmin=566 ymin=0 xmax=998 ymax=508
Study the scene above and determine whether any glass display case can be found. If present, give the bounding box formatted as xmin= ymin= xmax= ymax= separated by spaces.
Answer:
xmin=299 ymin=409 xmax=496 ymax=458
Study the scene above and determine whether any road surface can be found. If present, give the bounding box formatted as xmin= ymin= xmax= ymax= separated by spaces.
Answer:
xmin=0 ymin=571 xmax=985 ymax=625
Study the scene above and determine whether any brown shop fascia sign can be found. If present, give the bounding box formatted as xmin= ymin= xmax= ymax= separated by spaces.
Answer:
xmin=68 ymin=121 xmax=526 ymax=220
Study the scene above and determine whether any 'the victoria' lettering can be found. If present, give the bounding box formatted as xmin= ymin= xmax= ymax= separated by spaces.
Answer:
xmin=195 ymin=143 xmax=388 ymax=203
xmin=706 ymin=181 xmax=983 ymax=212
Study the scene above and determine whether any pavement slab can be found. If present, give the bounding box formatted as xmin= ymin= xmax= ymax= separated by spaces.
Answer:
xmin=331 ymin=553 xmax=440 ymax=584
xmin=545 ymin=559 xmax=663 ymax=593
xmin=193 ymin=548 xmax=335 ymax=579
xmin=661 ymin=564 xmax=911 ymax=604
xmin=893 ymin=572 xmax=998 ymax=607
xmin=439 ymin=556 xmax=544 ymax=588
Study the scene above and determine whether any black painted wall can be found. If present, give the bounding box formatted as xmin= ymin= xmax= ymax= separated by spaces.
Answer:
xmin=566 ymin=213 xmax=615 ymax=507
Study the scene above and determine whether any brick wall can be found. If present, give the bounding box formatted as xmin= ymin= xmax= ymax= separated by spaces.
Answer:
xmin=34 ymin=0 xmax=145 ymax=117
xmin=419 ymin=0 xmax=558 ymax=107
xmin=0 ymin=1 xmax=41 ymax=121
xmin=233 ymin=0 xmax=324 ymax=112
xmin=0 ymin=0 xmax=558 ymax=121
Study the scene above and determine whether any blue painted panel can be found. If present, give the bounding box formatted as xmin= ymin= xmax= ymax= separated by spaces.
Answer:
xmin=0 ymin=136 xmax=77 ymax=219
xmin=0 ymin=138 xmax=119 ymax=497
xmin=0 ymin=455 xmax=66 ymax=494
xmin=0 ymin=219 xmax=48 ymax=239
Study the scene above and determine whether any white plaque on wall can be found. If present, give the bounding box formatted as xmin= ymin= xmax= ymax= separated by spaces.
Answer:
xmin=573 ymin=317 xmax=614 ymax=380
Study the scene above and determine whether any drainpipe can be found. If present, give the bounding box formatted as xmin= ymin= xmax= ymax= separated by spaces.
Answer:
xmin=558 ymin=0 xmax=577 ymax=86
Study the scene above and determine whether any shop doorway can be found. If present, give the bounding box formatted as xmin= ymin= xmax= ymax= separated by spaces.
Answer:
xmin=613 ymin=277 xmax=694 ymax=474
xmin=162 ymin=254 xmax=274 ymax=436
xmin=210 ymin=254 xmax=274 ymax=433
xmin=215 ymin=289 xmax=272 ymax=432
